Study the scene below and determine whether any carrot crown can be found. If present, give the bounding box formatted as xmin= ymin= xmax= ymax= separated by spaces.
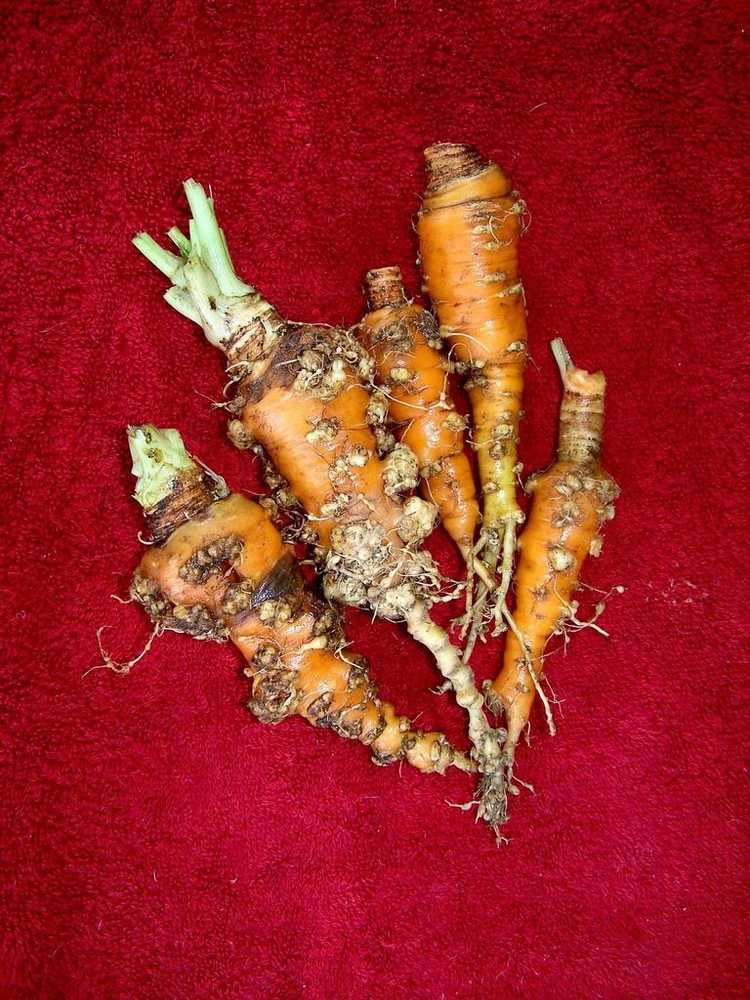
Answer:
xmin=127 ymin=425 xmax=229 ymax=542
xmin=128 ymin=425 xmax=199 ymax=511
xmin=550 ymin=339 xmax=606 ymax=465
xmin=364 ymin=266 xmax=408 ymax=311
xmin=423 ymin=142 xmax=488 ymax=193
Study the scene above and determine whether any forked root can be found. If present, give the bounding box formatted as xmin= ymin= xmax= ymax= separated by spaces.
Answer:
xmin=461 ymin=518 xmax=520 ymax=663
xmin=491 ymin=518 xmax=519 ymax=633
xmin=457 ymin=533 xmax=496 ymax=640
xmin=469 ymin=550 xmax=497 ymax=593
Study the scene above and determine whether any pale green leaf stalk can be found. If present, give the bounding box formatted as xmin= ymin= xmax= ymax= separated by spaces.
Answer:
xmin=133 ymin=180 xmax=274 ymax=354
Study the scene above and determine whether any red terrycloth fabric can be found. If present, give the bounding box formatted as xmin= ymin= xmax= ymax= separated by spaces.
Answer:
xmin=1 ymin=1 xmax=747 ymax=996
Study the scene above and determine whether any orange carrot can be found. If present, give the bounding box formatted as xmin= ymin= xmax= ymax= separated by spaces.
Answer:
xmin=133 ymin=181 xmax=431 ymax=616
xmin=486 ymin=339 xmax=619 ymax=819
xmin=127 ymin=425 xmax=474 ymax=775
xmin=417 ymin=142 xmax=527 ymax=633
xmin=358 ymin=266 xmax=490 ymax=587
xmin=133 ymin=183 xmax=506 ymax=817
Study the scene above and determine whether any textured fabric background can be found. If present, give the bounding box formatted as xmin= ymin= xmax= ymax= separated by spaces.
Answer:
xmin=1 ymin=1 xmax=747 ymax=997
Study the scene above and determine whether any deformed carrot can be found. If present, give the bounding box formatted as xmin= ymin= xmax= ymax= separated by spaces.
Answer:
xmin=417 ymin=142 xmax=528 ymax=636
xmin=133 ymin=181 xmax=431 ymax=615
xmin=127 ymin=425 xmax=474 ymax=776
xmin=358 ymin=266 xmax=490 ymax=588
xmin=486 ymin=339 xmax=619 ymax=819
xmin=133 ymin=184 xmax=507 ymax=820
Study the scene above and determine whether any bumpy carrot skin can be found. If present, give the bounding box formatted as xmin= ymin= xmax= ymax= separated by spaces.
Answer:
xmin=134 ymin=194 xmax=507 ymax=822
xmin=133 ymin=182 xmax=435 ymax=619
xmin=417 ymin=143 xmax=528 ymax=625
xmin=486 ymin=340 xmax=618 ymax=812
xmin=358 ymin=266 xmax=481 ymax=569
xmin=127 ymin=426 xmax=474 ymax=776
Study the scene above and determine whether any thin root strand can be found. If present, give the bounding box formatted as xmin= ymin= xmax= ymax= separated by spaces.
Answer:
xmin=84 ymin=624 xmax=161 ymax=678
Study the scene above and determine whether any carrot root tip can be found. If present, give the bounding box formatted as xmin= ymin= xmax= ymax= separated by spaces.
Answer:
xmin=477 ymin=759 xmax=511 ymax=828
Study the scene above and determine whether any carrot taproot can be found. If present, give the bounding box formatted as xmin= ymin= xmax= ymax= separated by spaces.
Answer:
xmin=417 ymin=142 xmax=527 ymax=636
xmin=358 ymin=266 xmax=492 ymax=593
xmin=133 ymin=183 xmax=506 ymax=819
xmin=485 ymin=339 xmax=619 ymax=819
xmin=127 ymin=425 xmax=474 ymax=775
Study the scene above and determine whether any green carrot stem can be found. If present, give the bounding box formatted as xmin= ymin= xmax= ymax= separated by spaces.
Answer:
xmin=132 ymin=233 xmax=183 ymax=282
xmin=167 ymin=227 xmax=191 ymax=257
xmin=183 ymin=178 xmax=252 ymax=298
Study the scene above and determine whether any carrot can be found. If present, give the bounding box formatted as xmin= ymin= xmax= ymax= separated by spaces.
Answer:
xmin=485 ymin=339 xmax=619 ymax=820
xmin=132 ymin=181 xmax=418 ymax=605
xmin=133 ymin=183 xmax=506 ymax=819
xmin=358 ymin=266 xmax=493 ymax=594
xmin=126 ymin=425 xmax=474 ymax=775
xmin=417 ymin=142 xmax=527 ymax=638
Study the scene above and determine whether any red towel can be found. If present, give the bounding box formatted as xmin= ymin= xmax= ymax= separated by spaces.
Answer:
xmin=1 ymin=1 xmax=746 ymax=996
